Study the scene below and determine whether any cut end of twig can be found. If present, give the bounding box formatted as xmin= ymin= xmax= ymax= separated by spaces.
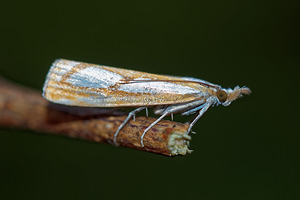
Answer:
xmin=167 ymin=131 xmax=192 ymax=156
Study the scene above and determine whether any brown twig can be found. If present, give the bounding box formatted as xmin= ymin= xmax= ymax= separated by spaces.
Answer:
xmin=0 ymin=77 xmax=192 ymax=156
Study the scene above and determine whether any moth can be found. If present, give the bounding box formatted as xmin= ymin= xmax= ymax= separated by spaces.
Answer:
xmin=43 ymin=59 xmax=251 ymax=147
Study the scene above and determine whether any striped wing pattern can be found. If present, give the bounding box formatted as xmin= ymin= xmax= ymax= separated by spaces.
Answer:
xmin=43 ymin=59 xmax=206 ymax=107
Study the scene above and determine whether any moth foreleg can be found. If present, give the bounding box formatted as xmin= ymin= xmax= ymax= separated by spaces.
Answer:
xmin=186 ymin=102 xmax=213 ymax=134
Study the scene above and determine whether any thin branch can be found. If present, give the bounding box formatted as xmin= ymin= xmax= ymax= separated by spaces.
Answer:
xmin=0 ymin=77 xmax=192 ymax=156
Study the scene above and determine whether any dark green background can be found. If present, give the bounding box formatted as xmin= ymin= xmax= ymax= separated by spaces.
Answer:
xmin=0 ymin=0 xmax=299 ymax=199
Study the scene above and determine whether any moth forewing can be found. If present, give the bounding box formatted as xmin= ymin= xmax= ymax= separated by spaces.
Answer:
xmin=43 ymin=59 xmax=207 ymax=108
xmin=43 ymin=59 xmax=251 ymax=148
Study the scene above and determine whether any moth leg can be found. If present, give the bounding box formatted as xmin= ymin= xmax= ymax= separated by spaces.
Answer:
xmin=140 ymin=111 xmax=169 ymax=147
xmin=181 ymin=103 xmax=206 ymax=116
xmin=145 ymin=108 xmax=149 ymax=117
xmin=187 ymin=102 xmax=212 ymax=133
xmin=114 ymin=107 xmax=147 ymax=145
xmin=133 ymin=107 xmax=148 ymax=121
xmin=140 ymin=99 xmax=208 ymax=147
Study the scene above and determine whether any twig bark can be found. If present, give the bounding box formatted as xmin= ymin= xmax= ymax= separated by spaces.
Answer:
xmin=0 ymin=77 xmax=192 ymax=156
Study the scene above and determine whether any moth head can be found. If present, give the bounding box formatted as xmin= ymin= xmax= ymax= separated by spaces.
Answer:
xmin=218 ymin=86 xmax=251 ymax=106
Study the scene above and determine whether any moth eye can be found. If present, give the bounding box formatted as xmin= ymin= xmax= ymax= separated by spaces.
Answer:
xmin=216 ymin=90 xmax=227 ymax=103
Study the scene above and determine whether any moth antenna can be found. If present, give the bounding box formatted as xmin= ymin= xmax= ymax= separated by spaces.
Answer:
xmin=119 ymin=79 xmax=221 ymax=89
